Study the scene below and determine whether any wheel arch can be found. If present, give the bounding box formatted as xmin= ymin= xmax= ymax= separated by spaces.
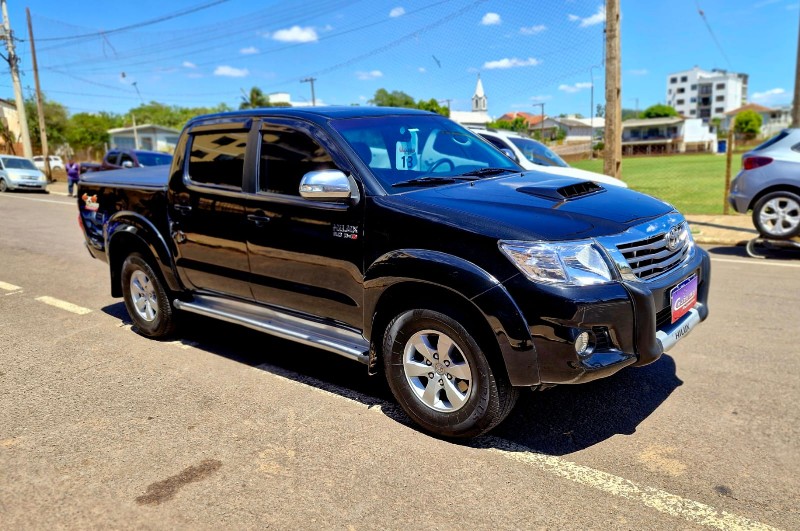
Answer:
xmin=748 ymin=184 xmax=800 ymax=211
xmin=364 ymin=249 xmax=539 ymax=386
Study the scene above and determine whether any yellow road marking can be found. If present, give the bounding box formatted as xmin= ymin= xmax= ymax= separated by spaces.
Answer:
xmin=0 ymin=281 xmax=22 ymax=291
xmin=34 ymin=296 xmax=92 ymax=315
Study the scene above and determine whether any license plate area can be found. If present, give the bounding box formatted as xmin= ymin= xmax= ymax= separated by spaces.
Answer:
xmin=670 ymin=274 xmax=698 ymax=323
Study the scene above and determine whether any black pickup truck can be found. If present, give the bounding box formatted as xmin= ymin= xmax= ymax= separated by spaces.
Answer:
xmin=78 ymin=107 xmax=710 ymax=438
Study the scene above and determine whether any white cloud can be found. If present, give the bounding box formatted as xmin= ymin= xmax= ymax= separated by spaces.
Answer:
xmin=418 ymin=67 xmax=426 ymax=73
xmin=483 ymin=57 xmax=540 ymax=69
xmin=530 ymin=95 xmax=553 ymax=101
xmin=520 ymin=25 xmax=546 ymax=35
xmin=214 ymin=65 xmax=249 ymax=77
xmin=481 ymin=12 xmax=501 ymax=25
xmin=356 ymin=70 xmax=383 ymax=80
xmin=628 ymin=68 xmax=648 ymax=76
xmin=568 ymin=5 xmax=606 ymax=27
xmin=390 ymin=7 xmax=405 ymax=17
xmin=272 ymin=26 xmax=318 ymax=43
xmin=752 ymin=87 xmax=786 ymax=102
xmin=182 ymin=61 xmax=196 ymax=69
xmin=240 ymin=46 xmax=259 ymax=55
xmin=559 ymin=82 xmax=593 ymax=93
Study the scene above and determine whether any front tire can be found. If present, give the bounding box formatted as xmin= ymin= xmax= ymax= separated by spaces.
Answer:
xmin=121 ymin=253 xmax=176 ymax=338
xmin=752 ymin=191 xmax=800 ymax=240
xmin=383 ymin=308 xmax=517 ymax=438
xmin=0 ymin=179 xmax=8 ymax=193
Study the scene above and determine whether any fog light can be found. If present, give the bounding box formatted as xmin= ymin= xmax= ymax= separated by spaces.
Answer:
xmin=574 ymin=331 xmax=592 ymax=358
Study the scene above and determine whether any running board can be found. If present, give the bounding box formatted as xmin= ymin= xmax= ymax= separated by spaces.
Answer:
xmin=173 ymin=295 xmax=370 ymax=364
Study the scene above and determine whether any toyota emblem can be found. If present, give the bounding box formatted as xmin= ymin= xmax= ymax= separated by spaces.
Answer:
xmin=665 ymin=225 xmax=683 ymax=251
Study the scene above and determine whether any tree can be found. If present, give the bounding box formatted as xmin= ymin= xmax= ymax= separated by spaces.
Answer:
xmin=488 ymin=116 xmax=527 ymax=134
xmin=416 ymin=98 xmax=449 ymax=117
xmin=25 ymin=95 xmax=69 ymax=152
xmin=640 ymin=104 xmax=678 ymax=119
xmin=66 ymin=112 xmax=121 ymax=154
xmin=596 ymin=104 xmax=605 ymax=118
xmin=126 ymin=101 xmax=232 ymax=129
xmin=239 ymin=87 xmax=270 ymax=109
xmin=622 ymin=108 xmax=640 ymax=120
xmin=369 ymin=88 xmax=416 ymax=108
xmin=734 ymin=110 xmax=762 ymax=139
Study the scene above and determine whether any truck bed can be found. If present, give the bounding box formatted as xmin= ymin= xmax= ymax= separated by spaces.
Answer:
xmin=80 ymin=165 xmax=170 ymax=189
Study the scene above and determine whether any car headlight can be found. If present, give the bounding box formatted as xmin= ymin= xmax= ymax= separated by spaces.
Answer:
xmin=498 ymin=239 xmax=614 ymax=286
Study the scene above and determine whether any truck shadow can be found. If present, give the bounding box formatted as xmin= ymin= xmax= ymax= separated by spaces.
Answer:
xmin=102 ymin=303 xmax=683 ymax=455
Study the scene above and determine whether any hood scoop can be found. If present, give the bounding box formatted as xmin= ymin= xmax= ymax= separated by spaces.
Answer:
xmin=517 ymin=180 xmax=604 ymax=201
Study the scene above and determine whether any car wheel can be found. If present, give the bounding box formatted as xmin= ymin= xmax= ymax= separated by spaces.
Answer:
xmin=0 ymin=179 xmax=7 ymax=193
xmin=383 ymin=308 xmax=518 ymax=438
xmin=121 ymin=253 xmax=176 ymax=338
xmin=752 ymin=191 xmax=800 ymax=240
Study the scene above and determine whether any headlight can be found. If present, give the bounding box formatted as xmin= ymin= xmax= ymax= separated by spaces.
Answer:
xmin=498 ymin=239 xmax=614 ymax=286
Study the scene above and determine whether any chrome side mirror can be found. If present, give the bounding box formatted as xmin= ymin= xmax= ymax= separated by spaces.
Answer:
xmin=121 ymin=161 xmax=134 ymax=168
xmin=299 ymin=170 xmax=355 ymax=202
xmin=500 ymin=148 xmax=518 ymax=162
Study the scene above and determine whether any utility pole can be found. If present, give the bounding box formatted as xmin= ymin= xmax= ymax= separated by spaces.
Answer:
xmin=1 ymin=0 xmax=32 ymax=158
xmin=132 ymin=114 xmax=140 ymax=150
xmin=793 ymin=8 xmax=800 ymax=127
xmin=604 ymin=0 xmax=622 ymax=179
xmin=26 ymin=8 xmax=49 ymax=179
xmin=300 ymin=77 xmax=317 ymax=106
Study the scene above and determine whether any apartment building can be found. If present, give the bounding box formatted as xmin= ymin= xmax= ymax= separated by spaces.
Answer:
xmin=665 ymin=67 xmax=748 ymax=123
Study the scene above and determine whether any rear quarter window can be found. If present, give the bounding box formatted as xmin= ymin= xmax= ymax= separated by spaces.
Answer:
xmin=752 ymin=131 xmax=789 ymax=152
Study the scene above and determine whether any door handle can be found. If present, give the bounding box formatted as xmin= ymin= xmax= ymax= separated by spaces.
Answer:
xmin=174 ymin=204 xmax=192 ymax=215
xmin=247 ymin=214 xmax=271 ymax=227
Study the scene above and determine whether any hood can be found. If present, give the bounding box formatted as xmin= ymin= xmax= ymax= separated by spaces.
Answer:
xmin=3 ymin=168 xmax=44 ymax=180
xmin=532 ymin=164 xmax=628 ymax=188
xmin=386 ymin=171 xmax=674 ymax=241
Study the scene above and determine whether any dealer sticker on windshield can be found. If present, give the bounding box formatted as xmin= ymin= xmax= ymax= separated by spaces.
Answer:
xmin=670 ymin=274 xmax=698 ymax=323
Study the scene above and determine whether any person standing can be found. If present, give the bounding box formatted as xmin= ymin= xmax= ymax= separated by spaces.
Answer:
xmin=65 ymin=158 xmax=80 ymax=197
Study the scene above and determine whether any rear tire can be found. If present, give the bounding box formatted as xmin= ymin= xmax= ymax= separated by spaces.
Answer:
xmin=752 ymin=191 xmax=800 ymax=240
xmin=121 ymin=253 xmax=176 ymax=338
xmin=0 ymin=179 xmax=8 ymax=193
xmin=383 ymin=308 xmax=518 ymax=438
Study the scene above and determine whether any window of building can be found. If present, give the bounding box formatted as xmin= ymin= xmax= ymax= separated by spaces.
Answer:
xmin=716 ymin=95 xmax=725 ymax=102
xmin=676 ymin=99 xmax=685 ymax=105
xmin=715 ymin=107 xmax=725 ymax=114
xmin=187 ymin=130 xmax=248 ymax=189
xmin=668 ymin=89 xmax=672 ymax=95
xmin=680 ymin=76 xmax=687 ymax=82
xmin=690 ymin=110 xmax=696 ymax=115
xmin=677 ymin=87 xmax=685 ymax=94
xmin=716 ymin=83 xmax=725 ymax=90
xmin=259 ymin=124 xmax=337 ymax=196
xmin=670 ymin=77 xmax=677 ymax=83
xmin=691 ymin=84 xmax=697 ymax=90
xmin=690 ymin=97 xmax=697 ymax=103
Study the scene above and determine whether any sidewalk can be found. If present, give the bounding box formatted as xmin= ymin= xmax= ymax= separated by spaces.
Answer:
xmin=45 ymin=180 xmax=754 ymax=246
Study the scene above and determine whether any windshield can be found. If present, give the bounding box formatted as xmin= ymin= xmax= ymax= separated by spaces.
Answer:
xmin=135 ymin=152 xmax=173 ymax=166
xmin=508 ymin=137 xmax=569 ymax=168
xmin=2 ymin=157 xmax=38 ymax=170
xmin=331 ymin=114 xmax=521 ymax=192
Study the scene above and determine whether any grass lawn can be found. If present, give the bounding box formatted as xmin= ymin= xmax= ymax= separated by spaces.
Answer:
xmin=572 ymin=153 xmax=737 ymax=215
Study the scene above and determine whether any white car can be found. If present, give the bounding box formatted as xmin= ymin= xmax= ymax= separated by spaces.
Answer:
xmin=32 ymin=155 xmax=64 ymax=171
xmin=471 ymin=127 xmax=627 ymax=188
xmin=0 ymin=155 xmax=48 ymax=192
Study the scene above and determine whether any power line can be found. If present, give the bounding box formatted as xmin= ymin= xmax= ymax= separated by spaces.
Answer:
xmin=35 ymin=0 xmax=233 ymax=42
xmin=694 ymin=1 xmax=733 ymax=69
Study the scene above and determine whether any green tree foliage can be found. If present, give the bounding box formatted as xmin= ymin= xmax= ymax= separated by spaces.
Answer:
xmin=733 ymin=110 xmax=762 ymax=139
xmin=622 ymin=108 xmax=640 ymax=120
xmin=238 ymin=86 xmax=291 ymax=109
xmin=596 ymin=104 xmax=605 ymax=118
xmin=126 ymin=101 xmax=232 ymax=129
xmin=66 ymin=112 xmax=122 ymax=153
xmin=488 ymin=116 xmax=527 ymax=133
xmin=640 ymin=104 xmax=678 ymax=119
xmin=369 ymin=89 xmax=448 ymax=116
xmin=25 ymin=95 xmax=69 ymax=151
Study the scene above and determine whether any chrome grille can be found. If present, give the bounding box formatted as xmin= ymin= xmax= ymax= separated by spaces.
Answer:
xmin=615 ymin=222 xmax=691 ymax=280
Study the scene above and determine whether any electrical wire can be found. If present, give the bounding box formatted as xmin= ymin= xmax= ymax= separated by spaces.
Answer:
xmin=694 ymin=1 xmax=733 ymax=69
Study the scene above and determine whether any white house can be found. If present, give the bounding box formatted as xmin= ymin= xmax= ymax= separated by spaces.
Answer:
xmin=666 ymin=66 xmax=748 ymax=123
xmin=723 ymin=103 xmax=792 ymax=138
xmin=537 ymin=116 xmax=605 ymax=143
xmin=108 ymin=124 xmax=181 ymax=152
xmin=622 ymin=116 xmax=715 ymax=155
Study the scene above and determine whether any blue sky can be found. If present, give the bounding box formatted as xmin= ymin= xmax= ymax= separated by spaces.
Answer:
xmin=3 ymin=0 xmax=797 ymax=118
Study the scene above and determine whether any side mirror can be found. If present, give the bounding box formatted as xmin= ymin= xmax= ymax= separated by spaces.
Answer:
xmin=500 ymin=148 xmax=518 ymax=162
xmin=121 ymin=161 xmax=134 ymax=168
xmin=299 ymin=170 xmax=355 ymax=202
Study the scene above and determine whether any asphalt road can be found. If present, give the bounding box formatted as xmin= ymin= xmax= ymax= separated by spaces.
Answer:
xmin=1 ymin=189 xmax=798 ymax=530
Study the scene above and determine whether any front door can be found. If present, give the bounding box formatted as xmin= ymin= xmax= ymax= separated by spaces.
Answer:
xmin=245 ymin=119 xmax=365 ymax=329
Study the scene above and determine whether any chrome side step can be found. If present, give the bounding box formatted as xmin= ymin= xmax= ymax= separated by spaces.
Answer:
xmin=173 ymin=295 xmax=370 ymax=364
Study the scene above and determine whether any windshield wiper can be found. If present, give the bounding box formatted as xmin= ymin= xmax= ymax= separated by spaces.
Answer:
xmin=392 ymin=175 xmax=479 ymax=188
xmin=459 ymin=167 xmax=520 ymax=177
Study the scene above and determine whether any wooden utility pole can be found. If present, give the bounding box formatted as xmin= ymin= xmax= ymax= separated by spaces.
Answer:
xmin=26 ymin=8 xmax=50 ymax=180
xmin=603 ymin=0 xmax=622 ymax=179
xmin=301 ymin=77 xmax=317 ymax=106
xmin=793 ymin=8 xmax=800 ymax=127
xmin=723 ymin=129 xmax=734 ymax=214
xmin=1 ymin=0 xmax=32 ymax=158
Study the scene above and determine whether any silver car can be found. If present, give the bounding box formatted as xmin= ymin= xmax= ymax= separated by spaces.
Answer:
xmin=0 ymin=155 xmax=48 ymax=192
xmin=729 ymin=129 xmax=800 ymax=239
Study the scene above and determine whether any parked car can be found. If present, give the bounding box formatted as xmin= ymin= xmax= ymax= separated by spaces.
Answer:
xmin=729 ymin=128 xmax=800 ymax=239
xmin=78 ymin=107 xmax=709 ymax=438
xmin=32 ymin=155 xmax=64 ymax=171
xmin=95 ymin=149 xmax=174 ymax=171
xmin=0 ymin=155 xmax=47 ymax=192
xmin=470 ymin=127 xmax=628 ymax=188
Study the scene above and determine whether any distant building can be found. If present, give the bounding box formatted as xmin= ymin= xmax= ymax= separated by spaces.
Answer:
xmin=723 ymin=103 xmax=792 ymax=137
xmin=450 ymin=75 xmax=492 ymax=127
xmin=621 ymin=116 xmax=715 ymax=155
xmin=537 ymin=115 xmax=604 ymax=144
xmin=108 ymin=124 xmax=181 ymax=152
xmin=0 ymin=98 xmax=22 ymax=155
xmin=496 ymin=111 xmax=546 ymax=131
xmin=267 ymin=92 xmax=324 ymax=107
xmin=666 ymin=67 xmax=748 ymax=123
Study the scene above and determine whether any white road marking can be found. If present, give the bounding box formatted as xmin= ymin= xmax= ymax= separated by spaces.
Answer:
xmin=0 ymin=281 xmax=22 ymax=291
xmin=711 ymin=257 xmax=800 ymax=269
xmin=0 ymin=193 xmax=75 ymax=206
xmin=34 ymin=296 xmax=92 ymax=315
xmin=252 ymin=362 xmax=777 ymax=530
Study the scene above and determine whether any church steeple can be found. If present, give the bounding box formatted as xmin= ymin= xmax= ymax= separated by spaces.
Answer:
xmin=472 ymin=74 xmax=487 ymax=112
